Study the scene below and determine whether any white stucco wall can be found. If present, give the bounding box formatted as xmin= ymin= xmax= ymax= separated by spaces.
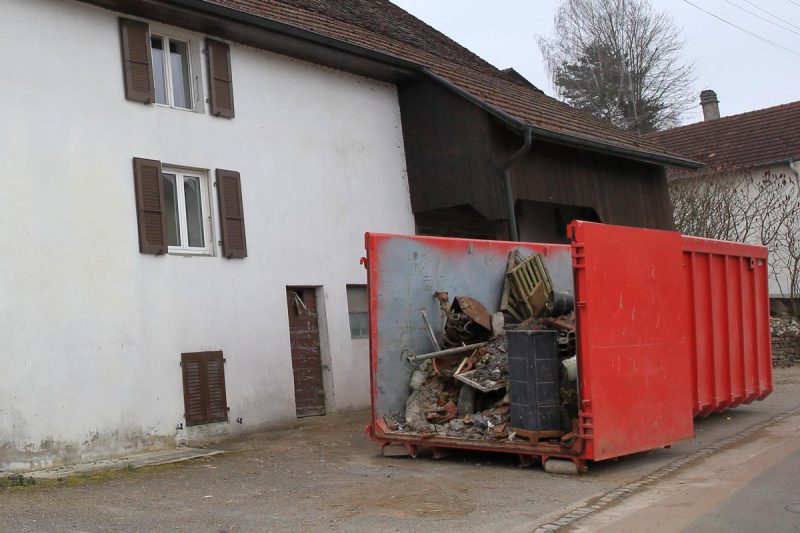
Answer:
xmin=730 ymin=163 xmax=800 ymax=298
xmin=0 ymin=0 xmax=414 ymax=470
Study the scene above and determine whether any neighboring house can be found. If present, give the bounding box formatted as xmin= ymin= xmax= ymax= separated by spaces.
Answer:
xmin=0 ymin=0 xmax=697 ymax=472
xmin=647 ymin=92 xmax=800 ymax=309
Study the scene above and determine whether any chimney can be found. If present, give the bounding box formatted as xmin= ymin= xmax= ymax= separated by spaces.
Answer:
xmin=700 ymin=90 xmax=720 ymax=121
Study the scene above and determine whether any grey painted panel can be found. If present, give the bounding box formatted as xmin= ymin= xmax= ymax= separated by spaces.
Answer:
xmin=371 ymin=235 xmax=573 ymax=417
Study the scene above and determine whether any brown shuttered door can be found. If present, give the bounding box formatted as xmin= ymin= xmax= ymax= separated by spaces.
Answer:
xmin=132 ymin=157 xmax=168 ymax=254
xmin=119 ymin=18 xmax=155 ymax=104
xmin=286 ymin=288 xmax=326 ymax=418
xmin=206 ymin=39 xmax=235 ymax=118
xmin=181 ymin=351 xmax=229 ymax=426
xmin=216 ymin=169 xmax=247 ymax=258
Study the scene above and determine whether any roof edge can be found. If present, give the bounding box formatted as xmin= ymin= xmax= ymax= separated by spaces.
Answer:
xmin=109 ymin=0 xmax=703 ymax=169
xmin=529 ymin=127 xmax=704 ymax=169
xmin=161 ymin=0 xmax=423 ymax=70
xmin=425 ymin=71 xmax=702 ymax=168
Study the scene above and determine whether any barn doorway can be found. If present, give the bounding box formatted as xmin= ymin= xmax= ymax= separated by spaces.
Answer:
xmin=286 ymin=287 xmax=326 ymax=418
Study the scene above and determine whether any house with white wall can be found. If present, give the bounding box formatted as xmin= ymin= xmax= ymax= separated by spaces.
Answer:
xmin=0 ymin=0 xmax=697 ymax=472
xmin=648 ymin=92 xmax=800 ymax=313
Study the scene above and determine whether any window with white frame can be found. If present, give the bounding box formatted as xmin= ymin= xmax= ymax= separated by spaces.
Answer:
xmin=151 ymin=34 xmax=193 ymax=109
xmin=162 ymin=168 xmax=213 ymax=254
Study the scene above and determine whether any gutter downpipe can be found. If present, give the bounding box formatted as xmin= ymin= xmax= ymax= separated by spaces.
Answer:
xmin=502 ymin=128 xmax=533 ymax=242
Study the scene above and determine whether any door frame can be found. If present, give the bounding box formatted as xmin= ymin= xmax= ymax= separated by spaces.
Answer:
xmin=285 ymin=285 xmax=335 ymax=416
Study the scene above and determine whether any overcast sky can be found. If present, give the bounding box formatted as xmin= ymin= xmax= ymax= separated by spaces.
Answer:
xmin=392 ymin=0 xmax=800 ymax=126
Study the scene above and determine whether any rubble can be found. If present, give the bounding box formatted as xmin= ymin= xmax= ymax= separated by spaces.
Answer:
xmin=771 ymin=315 xmax=800 ymax=367
xmin=389 ymin=254 xmax=581 ymax=443
xmin=454 ymin=335 xmax=509 ymax=392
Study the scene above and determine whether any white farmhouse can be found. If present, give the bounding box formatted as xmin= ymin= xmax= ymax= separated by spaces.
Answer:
xmin=0 ymin=0 xmax=697 ymax=472
xmin=648 ymin=91 xmax=800 ymax=313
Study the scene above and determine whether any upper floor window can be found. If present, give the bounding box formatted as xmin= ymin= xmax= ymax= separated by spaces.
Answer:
xmin=120 ymin=18 xmax=236 ymax=117
xmin=162 ymin=167 xmax=212 ymax=255
xmin=151 ymin=35 xmax=192 ymax=110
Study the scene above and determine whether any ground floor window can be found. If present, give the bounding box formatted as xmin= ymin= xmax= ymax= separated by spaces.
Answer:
xmin=347 ymin=285 xmax=369 ymax=339
xmin=181 ymin=351 xmax=228 ymax=426
xmin=162 ymin=167 xmax=212 ymax=254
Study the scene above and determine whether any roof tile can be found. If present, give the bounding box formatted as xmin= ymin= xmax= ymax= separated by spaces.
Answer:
xmin=645 ymin=100 xmax=800 ymax=169
xmin=203 ymin=0 xmax=688 ymax=163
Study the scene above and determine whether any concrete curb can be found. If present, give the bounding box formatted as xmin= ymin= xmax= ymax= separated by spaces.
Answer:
xmin=533 ymin=405 xmax=800 ymax=532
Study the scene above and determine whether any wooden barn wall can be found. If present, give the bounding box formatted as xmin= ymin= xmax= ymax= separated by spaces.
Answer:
xmin=492 ymin=123 xmax=676 ymax=231
xmin=399 ymin=79 xmax=676 ymax=231
xmin=397 ymin=79 xmax=505 ymax=220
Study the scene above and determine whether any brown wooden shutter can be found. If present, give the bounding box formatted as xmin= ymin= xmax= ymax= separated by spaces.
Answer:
xmin=181 ymin=351 xmax=229 ymax=426
xmin=205 ymin=355 xmax=229 ymax=423
xmin=216 ymin=169 xmax=247 ymax=258
xmin=181 ymin=353 xmax=206 ymax=426
xmin=206 ymin=39 xmax=235 ymax=118
xmin=132 ymin=157 xmax=168 ymax=255
xmin=119 ymin=18 xmax=155 ymax=104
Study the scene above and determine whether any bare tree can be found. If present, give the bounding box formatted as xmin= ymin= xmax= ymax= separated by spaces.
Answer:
xmin=670 ymin=169 xmax=800 ymax=314
xmin=538 ymin=0 xmax=695 ymax=134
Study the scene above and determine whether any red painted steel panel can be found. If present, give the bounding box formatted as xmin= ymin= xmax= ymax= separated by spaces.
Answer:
xmin=570 ymin=221 xmax=695 ymax=461
xmin=682 ymin=236 xmax=773 ymax=417
xmin=364 ymin=228 xmax=774 ymax=467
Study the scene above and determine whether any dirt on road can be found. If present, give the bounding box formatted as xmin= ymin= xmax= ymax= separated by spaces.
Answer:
xmin=2 ymin=367 xmax=800 ymax=533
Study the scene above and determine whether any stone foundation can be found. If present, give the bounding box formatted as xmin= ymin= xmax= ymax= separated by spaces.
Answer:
xmin=771 ymin=316 xmax=800 ymax=367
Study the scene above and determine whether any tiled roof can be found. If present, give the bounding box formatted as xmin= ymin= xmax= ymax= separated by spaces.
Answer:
xmin=645 ymin=100 xmax=800 ymax=169
xmin=203 ymin=0 xmax=694 ymax=166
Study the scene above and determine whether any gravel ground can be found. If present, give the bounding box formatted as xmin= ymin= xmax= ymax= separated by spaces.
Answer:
xmin=2 ymin=367 xmax=799 ymax=533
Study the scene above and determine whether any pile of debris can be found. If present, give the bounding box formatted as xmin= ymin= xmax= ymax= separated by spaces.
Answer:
xmin=771 ymin=315 xmax=800 ymax=367
xmin=385 ymin=250 xmax=579 ymax=444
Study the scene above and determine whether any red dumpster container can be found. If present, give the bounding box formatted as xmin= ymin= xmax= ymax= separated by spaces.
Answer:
xmin=365 ymin=221 xmax=772 ymax=472
xmin=682 ymin=236 xmax=773 ymax=417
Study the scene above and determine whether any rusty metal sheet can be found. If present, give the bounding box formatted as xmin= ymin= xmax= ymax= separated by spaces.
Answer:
xmin=453 ymin=296 xmax=492 ymax=331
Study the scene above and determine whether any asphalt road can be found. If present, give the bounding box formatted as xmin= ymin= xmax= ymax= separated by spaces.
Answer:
xmin=2 ymin=367 xmax=799 ymax=532
xmin=685 ymin=448 xmax=800 ymax=533
xmin=569 ymin=399 xmax=800 ymax=532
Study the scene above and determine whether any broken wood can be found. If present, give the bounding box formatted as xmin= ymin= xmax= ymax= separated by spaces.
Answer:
xmin=510 ymin=428 xmax=564 ymax=444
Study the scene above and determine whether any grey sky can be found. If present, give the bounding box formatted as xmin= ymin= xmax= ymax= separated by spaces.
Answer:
xmin=392 ymin=0 xmax=800 ymax=126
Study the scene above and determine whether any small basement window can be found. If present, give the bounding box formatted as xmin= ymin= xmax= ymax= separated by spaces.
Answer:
xmin=151 ymin=34 xmax=193 ymax=109
xmin=162 ymin=167 xmax=212 ymax=255
xmin=181 ymin=351 xmax=228 ymax=426
xmin=347 ymin=285 xmax=369 ymax=339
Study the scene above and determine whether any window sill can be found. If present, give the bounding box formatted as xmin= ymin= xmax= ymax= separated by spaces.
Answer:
xmin=168 ymin=248 xmax=213 ymax=257
xmin=153 ymin=102 xmax=199 ymax=114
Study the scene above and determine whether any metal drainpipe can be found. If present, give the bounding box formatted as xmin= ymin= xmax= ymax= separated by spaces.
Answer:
xmin=502 ymin=127 xmax=533 ymax=241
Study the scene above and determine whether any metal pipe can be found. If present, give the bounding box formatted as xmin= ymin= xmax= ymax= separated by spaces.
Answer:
xmin=502 ymin=128 xmax=533 ymax=241
xmin=420 ymin=310 xmax=441 ymax=351
xmin=406 ymin=342 xmax=487 ymax=363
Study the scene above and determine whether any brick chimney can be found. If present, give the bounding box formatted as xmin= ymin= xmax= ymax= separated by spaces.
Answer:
xmin=700 ymin=90 xmax=720 ymax=121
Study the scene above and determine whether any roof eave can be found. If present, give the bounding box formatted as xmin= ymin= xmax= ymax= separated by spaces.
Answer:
xmin=89 ymin=0 xmax=702 ymax=169
xmin=424 ymin=71 xmax=702 ymax=168
xmin=528 ymin=127 xmax=704 ymax=169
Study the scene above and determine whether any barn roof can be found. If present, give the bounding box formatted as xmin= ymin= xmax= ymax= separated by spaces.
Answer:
xmin=200 ymin=0 xmax=699 ymax=167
